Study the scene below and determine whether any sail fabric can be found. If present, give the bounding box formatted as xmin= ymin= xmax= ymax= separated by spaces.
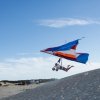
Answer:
xmin=41 ymin=39 xmax=79 ymax=52
xmin=41 ymin=39 xmax=89 ymax=64
xmin=76 ymin=53 xmax=89 ymax=64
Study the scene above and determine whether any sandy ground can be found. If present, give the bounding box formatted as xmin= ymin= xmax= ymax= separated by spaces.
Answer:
xmin=1 ymin=69 xmax=100 ymax=100
xmin=0 ymin=84 xmax=42 ymax=99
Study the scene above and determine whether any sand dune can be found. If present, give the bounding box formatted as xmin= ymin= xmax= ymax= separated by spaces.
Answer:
xmin=1 ymin=68 xmax=100 ymax=100
xmin=0 ymin=84 xmax=42 ymax=99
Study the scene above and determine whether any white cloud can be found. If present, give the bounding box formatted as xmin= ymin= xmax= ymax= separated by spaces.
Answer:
xmin=38 ymin=18 xmax=100 ymax=28
xmin=0 ymin=57 xmax=100 ymax=80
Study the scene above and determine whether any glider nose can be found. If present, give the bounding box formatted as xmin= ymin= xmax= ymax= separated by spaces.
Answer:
xmin=40 ymin=50 xmax=45 ymax=52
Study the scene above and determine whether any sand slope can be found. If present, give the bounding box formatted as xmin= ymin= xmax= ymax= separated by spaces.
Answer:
xmin=1 ymin=68 xmax=100 ymax=100
xmin=0 ymin=84 xmax=41 ymax=99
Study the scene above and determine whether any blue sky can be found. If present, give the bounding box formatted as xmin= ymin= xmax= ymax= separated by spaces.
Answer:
xmin=0 ymin=0 xmax=100 ymax=80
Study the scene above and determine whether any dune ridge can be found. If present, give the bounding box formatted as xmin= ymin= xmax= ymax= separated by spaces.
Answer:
xmin=1 ymin=68 xmax=100 ymax=100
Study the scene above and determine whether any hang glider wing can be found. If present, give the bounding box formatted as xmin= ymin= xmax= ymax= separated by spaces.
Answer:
xmin=76 ymin=53 xmax=89 ymax=64
xmin=41 ymin=39 xmax=89 ymax=64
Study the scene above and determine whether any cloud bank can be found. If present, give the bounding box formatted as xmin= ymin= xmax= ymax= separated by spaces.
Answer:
xmin=38 ymin=18 xmax=100 ymax=28
xmin=0 ymin=56 xmax=100 ymax=80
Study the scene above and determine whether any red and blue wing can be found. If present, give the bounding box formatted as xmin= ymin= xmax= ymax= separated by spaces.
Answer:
xmin=41 ymin=39 xmax=89 ymax=64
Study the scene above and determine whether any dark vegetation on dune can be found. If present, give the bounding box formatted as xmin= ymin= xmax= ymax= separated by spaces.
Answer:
xmin=0 ymin=78 xmax=56 ymax=86
xmin=1 ymin=68 xmax=100 ymax=100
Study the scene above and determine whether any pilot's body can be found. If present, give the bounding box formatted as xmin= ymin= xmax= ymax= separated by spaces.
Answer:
xmin=54 ymin=63 xmax=74 ymax=72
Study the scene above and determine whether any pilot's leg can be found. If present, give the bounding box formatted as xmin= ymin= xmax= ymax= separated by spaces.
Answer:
xmin=52 ymin=67 xmax=55 ymax=71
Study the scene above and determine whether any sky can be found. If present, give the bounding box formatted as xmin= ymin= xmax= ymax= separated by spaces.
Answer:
xmin=0 ymin=0 xmax=100 ymax=80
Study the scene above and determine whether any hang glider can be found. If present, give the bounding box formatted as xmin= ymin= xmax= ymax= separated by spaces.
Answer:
xmin=41 ymin=39 xmax=89 ymax=72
